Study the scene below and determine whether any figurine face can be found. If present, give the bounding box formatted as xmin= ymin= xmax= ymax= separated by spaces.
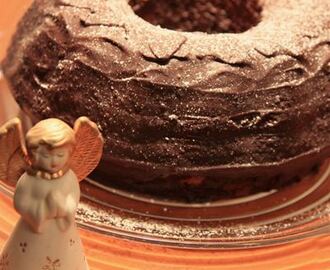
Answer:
xmin=32 ymin=145 xmax=71 ymax=173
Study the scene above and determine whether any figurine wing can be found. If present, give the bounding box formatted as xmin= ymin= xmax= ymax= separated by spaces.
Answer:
xmin=0 ymin=118 xmax=28 ymax=186
xmin=70 ymin=117 xmax=104 ymax=181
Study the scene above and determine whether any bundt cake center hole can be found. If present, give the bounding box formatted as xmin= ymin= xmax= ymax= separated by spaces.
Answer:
xmin=129 ymin=0 xmax=262 ymax=33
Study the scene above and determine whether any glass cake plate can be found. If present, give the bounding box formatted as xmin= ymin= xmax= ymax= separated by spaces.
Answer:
xmin=69 ymin=160 xmax=330 ymax=249
xmin=2 ymin=159 xmax=330 ymax=250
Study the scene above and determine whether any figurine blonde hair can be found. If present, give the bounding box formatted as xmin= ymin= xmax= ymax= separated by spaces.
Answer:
xmin=26 ymin=118 xmax=76 ymax=151
xmin=0 ymin=116 xmax=103 ymax=184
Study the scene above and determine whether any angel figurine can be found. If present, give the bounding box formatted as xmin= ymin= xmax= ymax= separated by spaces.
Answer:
xmin=0 ymin=116 xmax=103 ymax=270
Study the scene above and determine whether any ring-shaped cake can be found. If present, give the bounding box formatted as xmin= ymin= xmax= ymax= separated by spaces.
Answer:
xmin=2 ymin=0 xmax=330 ymax=201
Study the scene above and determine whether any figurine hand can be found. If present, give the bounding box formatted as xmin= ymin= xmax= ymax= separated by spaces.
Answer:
xmin=46 ymin=191 xmax=77 ymax=231
xmin=22 ymin=200 xmax=47 ymax=233
xmin=57 ymin=194 xmax=77 ymax=231
xmin=46 ymin=190 xmax=67 ymax=218
xmin=32 ymin=201 xmax=47 ymax=233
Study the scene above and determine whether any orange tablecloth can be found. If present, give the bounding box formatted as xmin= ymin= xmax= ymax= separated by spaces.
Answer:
xmin=1 ymin=1 xmax=330 ymax=269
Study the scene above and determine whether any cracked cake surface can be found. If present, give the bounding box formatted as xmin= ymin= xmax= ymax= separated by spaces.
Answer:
xmin=2 ymin=0 xmax=330 ymax=200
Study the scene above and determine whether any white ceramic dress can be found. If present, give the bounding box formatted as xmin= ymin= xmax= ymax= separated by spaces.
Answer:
xmin=0 ymin=170 xmax=89 ymax=270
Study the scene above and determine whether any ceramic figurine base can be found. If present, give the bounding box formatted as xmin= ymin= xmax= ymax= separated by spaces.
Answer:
xmin=1 ymin=219 xmax=88 ymax=270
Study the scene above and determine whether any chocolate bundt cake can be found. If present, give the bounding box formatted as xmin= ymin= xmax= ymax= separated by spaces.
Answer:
xmin=2 ymin=0 xmax=330 ymax=201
